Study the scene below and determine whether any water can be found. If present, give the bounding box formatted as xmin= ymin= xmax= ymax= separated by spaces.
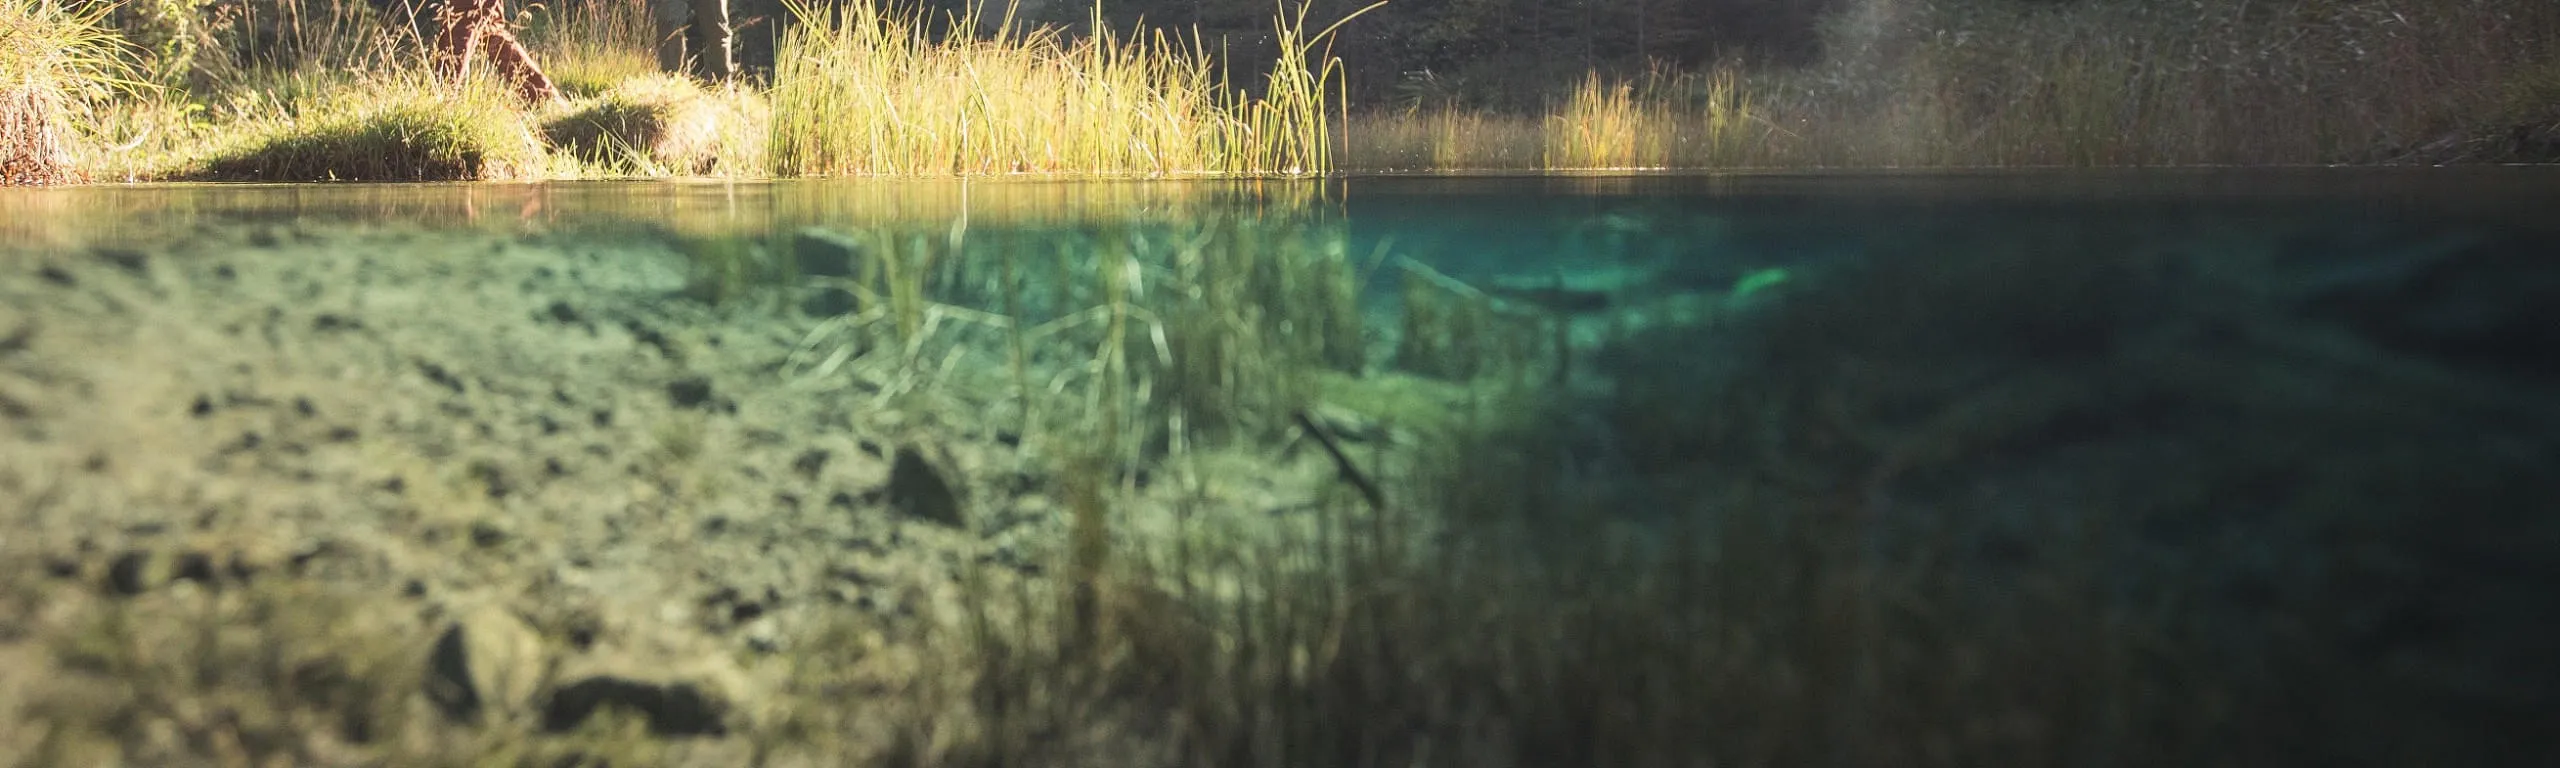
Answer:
xmin=1 ymin=170 xmax=2554 ymax=766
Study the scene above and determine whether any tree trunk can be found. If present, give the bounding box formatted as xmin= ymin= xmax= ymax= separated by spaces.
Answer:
xmin=434 ymin=0 xmax=562 ymax=103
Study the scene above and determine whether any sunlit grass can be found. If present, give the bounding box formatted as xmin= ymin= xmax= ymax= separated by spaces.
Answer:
xmin=1543 ymin=72 xmax=1671 ymax=170
xmin=1341 ymin=0 xmax=2554 ymax=171
xmin=1350 ymin=65 xmax=1760 ymax=172
xmin=523 ymin=0 xmax=657 ymax=99
xmin=200 ymin=71 xmax=553 ymax=181
xmin=768 ymin=0 xmax=1370 ymax=178
xmin=543 ymin=73 xmax=767 ymax=177
xmin=1 ymin=0 xmax=143 ymax=184
xmin=1344 ymin=106 xmax=1540 ymax=171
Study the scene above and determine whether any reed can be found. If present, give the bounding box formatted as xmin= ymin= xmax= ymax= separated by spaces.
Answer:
xmin=1351 ymin=63 xmax=1763 ymax=172
xmin=1542 ymin=72 xmax=1671 ymax=170
xmin=767 ymin=0 xmax=1366 ymax=178
xmin=1344 ymin=106 xmax=1539 ymax=171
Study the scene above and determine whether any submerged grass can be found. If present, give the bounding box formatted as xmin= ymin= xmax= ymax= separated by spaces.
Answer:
xmin=16 ymin=185 xmax=2554 ymax=766
xmin=771 ymin=198 xmax=1366 ymax=474
xmin=873 ymin=205 xmax=2558 ymax=768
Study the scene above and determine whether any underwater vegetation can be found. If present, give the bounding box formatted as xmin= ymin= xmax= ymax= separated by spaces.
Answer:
xmin=3 ymin=190 xmax=2556 ymax=766
xmin=13 ymin=118 xmax=2560 ymax=768
xmin=629 ymin=203 xmax=2560 ymax=767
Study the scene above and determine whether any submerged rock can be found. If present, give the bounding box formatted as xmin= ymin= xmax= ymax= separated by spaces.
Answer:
xmin=543 ymin=676 xmax=728 ymax=736
xmin=800 ymin=285 xmax=860 ymax=318
xmin=888 ymin=443 xmax=967 ymax=528
xmin=792 ymin=227 xmax=865 ymax=278
xmin=541 ymin=653 xmax=751 ymax=737
xmin=425 ymin=603 xmax=550 ymax=727
xmin=2299 ymin=233 xmax=2560 ymax=380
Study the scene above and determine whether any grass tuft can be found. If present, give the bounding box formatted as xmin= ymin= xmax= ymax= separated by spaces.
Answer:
xmin=542 ymin=73 xmax=768 ymax=177
xmin=1543 ymin=72 xmax=1671 ymax=170
xmin=524 ymin=0 xmax=658 ymax=99
xmin=200 ymin=72 xmax=550 ymax=181
xmin=0 ymin=0 xmax=143 ymax=184
xmin=767 ymin=0 xmax=1363 ymax=178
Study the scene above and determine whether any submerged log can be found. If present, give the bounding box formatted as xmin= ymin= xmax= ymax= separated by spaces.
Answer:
xmin=433 ymin=0 xmax=562 ymax=104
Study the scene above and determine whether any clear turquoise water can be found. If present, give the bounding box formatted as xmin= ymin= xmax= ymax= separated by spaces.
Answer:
xmin=5 ymin=169 xmax=2555 ymax=764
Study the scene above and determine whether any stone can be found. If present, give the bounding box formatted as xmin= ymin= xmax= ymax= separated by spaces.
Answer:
xmin=540 ymin=654 xmax=752 ymax=737
xmin=2301 ymin=234 xmax=2560 ymax=381
xmin=667 ymin=376 xmax=716 ymax=409
xmin=791 ymin=227 xmax=864 ymax=278
xmin=887 ymin=444 xmax=966 ymax=528
xmin=424 ymin=603 xmax=550 ymax=726
xmin=543 ymin=677 xmax=727 ymax=736
xmin=102 ymin=551 xmax=154 ymax=596
xmin=799 ymin=285 xmax=860 ymax=317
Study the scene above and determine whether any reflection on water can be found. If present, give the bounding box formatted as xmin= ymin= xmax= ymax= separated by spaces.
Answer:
xmin=1 ymin=170 xmax=2555 ymax=767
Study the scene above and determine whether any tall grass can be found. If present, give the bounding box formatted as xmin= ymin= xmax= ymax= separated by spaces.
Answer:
xmin=1543 ymin=72 xmax=1671 ymax=170
xmin=1349 ymin=0 xmax=2560 ymax=171
xmin=1368 ymin=106 xmax=1540 ymax=170
xmin=1353 ymin=64 xmax=1763 ymax=171
xmin=1777 ymin=0 xmax=2560 ymax=166
xmin=522 ymin=0 xmax=656 ymax=98
xmin=1 ymin=0 xmax=142 ymax=184
xmin=768 ymin=0 xmax=1368 ymax=177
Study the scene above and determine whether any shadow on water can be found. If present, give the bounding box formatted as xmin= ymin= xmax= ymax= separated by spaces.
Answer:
xmin=1 ymin=169 xmax=2555 ymax=766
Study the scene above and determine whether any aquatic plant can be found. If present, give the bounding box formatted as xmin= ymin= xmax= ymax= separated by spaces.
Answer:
xmin=1240 ymin=0 xmax=1388 ymax=176
xmin=1355 ymin=105 xmax=1541 ymax=171
xmin=1340 ymin=0 xmax=2559 ymax=170
xmin=1543 ymin=72 xmax=1672 ymax=170
xmin=1392 ymin=257 xmax=1549 ymax=381
xmin=1353 ymin=63 xmax=1759 ymax=171
xmin=0 ymin=0 xmax=141 ymax=184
